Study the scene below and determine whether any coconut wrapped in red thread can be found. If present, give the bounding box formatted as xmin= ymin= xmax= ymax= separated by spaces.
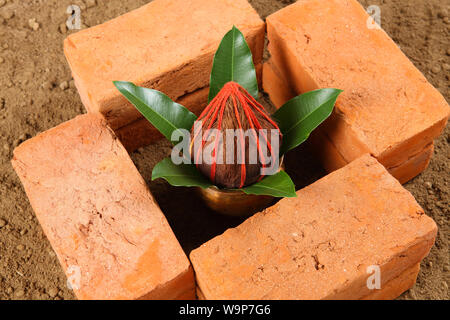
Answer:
xmin=190 ymin=82 xmax=282 ymax=189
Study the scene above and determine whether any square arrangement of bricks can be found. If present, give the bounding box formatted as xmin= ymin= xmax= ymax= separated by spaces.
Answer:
xmin=11 ymin=0 xmax=449 ymax=300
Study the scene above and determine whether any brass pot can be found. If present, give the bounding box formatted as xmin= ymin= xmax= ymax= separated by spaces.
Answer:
xmin=196 ymin=186 xmax=276 ymax=217
xmin=196 ymin=158 xmax=285 ymax=217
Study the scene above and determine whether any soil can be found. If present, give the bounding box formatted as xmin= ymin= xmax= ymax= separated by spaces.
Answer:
xmin=0 ymin=0 xmax=448 ymax=300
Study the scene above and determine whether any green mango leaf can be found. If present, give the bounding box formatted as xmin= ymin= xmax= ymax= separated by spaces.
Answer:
xmin=208 ymin=26 xmax=258 ymax=102
xmin=239 ymin=171 xmax=297 ymax=198
xmin=273 ymin=88 xmax=343 ymax=155
xmin=152 ymin=157 xmax=213 ymax=189
xmin=113 ymin=81 xmax=197 ymax=144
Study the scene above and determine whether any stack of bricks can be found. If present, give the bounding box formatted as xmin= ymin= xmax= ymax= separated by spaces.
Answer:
xmin=64 ymin=0 xmax=265 ymax=152
xmin=190 ymin=155 xmax=437 ymax=299
xmin=263 ymin=0 xmax=449 ymax=183
xmin=11 ymin=0 xmax=448 ymax=300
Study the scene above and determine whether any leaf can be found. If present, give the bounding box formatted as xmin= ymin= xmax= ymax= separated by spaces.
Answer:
xmin=152 ymin=158 xmax=213 ymax=189
xmin=273 ymin=88 xmax=343 ymax=155
xmin=239 ymin=171 xmax=297 ymax=198
xmin=113 ymin=81 xmax=197 ymax=144
xmin=208 ymin=26 xmax=258 ymax=102
xmin=152 ymin=158 xmax=296 ymax=197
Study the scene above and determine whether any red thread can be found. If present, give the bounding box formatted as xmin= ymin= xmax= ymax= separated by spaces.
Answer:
xmin=192 ymin=82 xmax=282 ymax=188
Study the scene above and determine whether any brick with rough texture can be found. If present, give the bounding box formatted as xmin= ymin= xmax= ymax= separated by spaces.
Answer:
xmin=195 ymin=262 xmax=421 ymax=300
xmin=190 ymin=154 xmax=437 ymax=300
xmin=262 ymin=60 xmax=296 ymax=109
xmin=265 ymin=0 xmax=449 ymax=182
xmin=12 ymin=114 xmax=194 ymax=300
xmin=263 ymin=59 xmax=436 ymax=183
xmin=361 ymin=263 xmax=420 ymax=300
xmin=65 ymin=0 xmax=265 ymax=130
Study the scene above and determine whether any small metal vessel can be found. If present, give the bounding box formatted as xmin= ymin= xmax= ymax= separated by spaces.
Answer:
xmin=196 ymin=186 xmax=276 ymax=217
xmin=196 ymin=159 xmax=285 ymax=217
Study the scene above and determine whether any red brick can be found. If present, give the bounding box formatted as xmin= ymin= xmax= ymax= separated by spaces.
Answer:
xmin=387 ymin=143 xmax=434 ymax=185
xmin=361 ymin=263 xmax=420 ymax=300
xmin=196 ymin=262 xmax=420 ymax=300
xmin=65 ymin=0 xmax=265 ymax=131
xmin=308 ymin=127 xmax=435 ymax=184
xmin=190 ymin=154 xmax=437 ymax=299
xmin=307 ymin=127 xmax=353 ymax=173
xmin=265 ymin=0 xmax=449 ymax=182
xmin=263 ymin=59 xmax=436 ymax=183
xmin=262 ymin=60 xmax=295 ymax=109
xmin=12 ymin=114 xmax=194 ymax=300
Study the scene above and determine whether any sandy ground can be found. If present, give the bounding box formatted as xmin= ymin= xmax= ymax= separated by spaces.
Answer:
xmin=0 ymin=0 xmax=448 ymax=300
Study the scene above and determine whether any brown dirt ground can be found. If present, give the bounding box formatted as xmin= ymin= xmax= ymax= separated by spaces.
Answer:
xmin=0 ymin=0 xmax=448 ymax=300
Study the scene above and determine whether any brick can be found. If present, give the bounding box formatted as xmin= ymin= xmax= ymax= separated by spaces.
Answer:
xmin=196 ymin=262 xmax=421 ymax=300
xmin=387 ymin=143 xmax=434 ymax=185
xmin=12 ymin=114 xmax=194 ymax=300
xmin=307 ymin=127 xmax=353 ymax=173
xmin=190 ymin=154 xmax=437 ymax=300
xmin=361 ymin=263 xmax=420 ymax=300
xmin=116 ymin=63 xmax=262 ymax=152
xmin=65 ymin=0 xmax=265 ymax=131
xmin=308 ymin=127 xmax=434 ymax=184
xmin=262 ymin=60 xmax=295 ymax=109
xmin=263 ymin=59 xmax=436 ymax=183
xmin=265 ymin=0 xmax=449 ymax=182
